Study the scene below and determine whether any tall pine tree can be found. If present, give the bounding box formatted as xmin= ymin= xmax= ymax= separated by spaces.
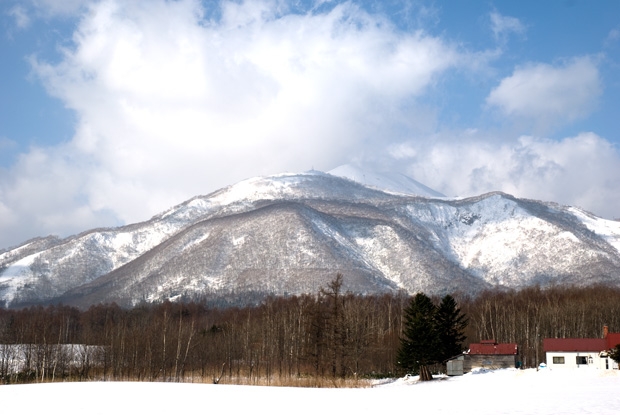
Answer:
xmin=397 ymin=293 xmax=467 ymax=381
xmin=397 ymin=293 xmax=440 ymax=381
xmin=436 ymin=294 xmax=468 ymax=362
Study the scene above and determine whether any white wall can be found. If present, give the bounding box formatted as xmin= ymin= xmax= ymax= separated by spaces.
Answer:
xmin=546 ymin=352 xmax=618 ymax=370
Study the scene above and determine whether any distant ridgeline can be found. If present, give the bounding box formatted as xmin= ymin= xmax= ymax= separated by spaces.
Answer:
xmin=0 ymin=170 xmax=619 ymax=309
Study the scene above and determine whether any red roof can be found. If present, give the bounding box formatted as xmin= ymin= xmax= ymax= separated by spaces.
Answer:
xmin=468 ymin=341 xmax=518 ymax=355
xmin=543 ymin=332 xmax=620 ymax=352
xmin=606 ymin=333 xmax=620 ymax=349
xmin=543 ymin=338 xmax=606 ymax=352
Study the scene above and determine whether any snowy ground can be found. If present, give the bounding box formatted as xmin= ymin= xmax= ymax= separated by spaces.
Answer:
xmin=1 ymin=368 xmax=619 ymax=414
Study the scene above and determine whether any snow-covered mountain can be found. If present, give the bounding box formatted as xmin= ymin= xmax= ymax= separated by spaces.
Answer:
xmin=1 ymin=169 xmax=619 ymax=308
xmin=328 ymin=164 xmax=445 ymax=197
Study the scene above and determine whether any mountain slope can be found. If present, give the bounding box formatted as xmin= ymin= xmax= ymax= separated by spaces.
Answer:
xmin=1 ymin=170 xmax=619 ymax=308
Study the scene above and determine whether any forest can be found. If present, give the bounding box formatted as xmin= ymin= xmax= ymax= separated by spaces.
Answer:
xmin=1 ymin=278 xmax=620 ymax=385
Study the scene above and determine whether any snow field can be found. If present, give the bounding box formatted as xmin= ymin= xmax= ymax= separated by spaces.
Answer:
xmin=1 ymin=368 xmax=619 ymax=415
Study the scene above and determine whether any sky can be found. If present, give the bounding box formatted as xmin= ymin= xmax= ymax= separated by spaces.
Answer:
xmin=1 ymin=0 xmax=619 ymax=249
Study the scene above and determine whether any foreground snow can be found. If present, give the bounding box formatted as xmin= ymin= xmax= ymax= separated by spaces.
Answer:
xmin=1 ymin=368 xmax=619 ymax=414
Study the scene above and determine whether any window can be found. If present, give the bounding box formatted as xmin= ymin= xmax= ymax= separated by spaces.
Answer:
xmin=553 ymin=356 xmax=565 ymax=364
xmin=576 ymin=356 xmax=588 ymax=365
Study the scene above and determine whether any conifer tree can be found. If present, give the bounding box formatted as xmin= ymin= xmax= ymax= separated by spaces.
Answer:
xmin=436 ymin=294 xmax=468 ymax=362
xmin=397 ymin=293 xmax=439 ymax=381
xmin=397 ymin=293 xmax=468 ymax=381
xmin=610 ymin=344 xmax=620 ymax=365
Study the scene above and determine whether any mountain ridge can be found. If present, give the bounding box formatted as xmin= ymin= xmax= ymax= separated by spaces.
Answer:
xmin=1 ymin=168 xmax=619 ymax=308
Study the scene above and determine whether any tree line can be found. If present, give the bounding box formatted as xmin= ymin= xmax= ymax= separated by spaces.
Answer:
xmin=0 ymin=274 xmax=409 ymax=384
xmin=1 ymin=280 xmax=620 ymax=384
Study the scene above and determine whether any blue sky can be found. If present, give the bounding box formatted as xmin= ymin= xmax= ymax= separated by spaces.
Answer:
xmin=1 ymin=0 xmax=619 ymax=249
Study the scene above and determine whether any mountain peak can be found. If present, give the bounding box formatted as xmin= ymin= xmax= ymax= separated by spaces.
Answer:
xmin=2 ymin=167 xmax=620 ymax=309
xmin=328 ymin=164 xmax=445 ymax=198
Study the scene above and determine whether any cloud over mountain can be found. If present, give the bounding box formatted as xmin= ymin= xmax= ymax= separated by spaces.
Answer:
xmin=0 ymin=1 xmax=619 ymax=249
xmin=17 ymin=1 xmax=462 ymax=241
xmin=486 ymin=57 xmax=602 ymax=131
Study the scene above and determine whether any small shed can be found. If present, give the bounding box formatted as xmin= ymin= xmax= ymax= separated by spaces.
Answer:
xmin=447 ymin=340 xmax=519 ymax=376
xmin=446 ymin=355 xmax=465 ymax=376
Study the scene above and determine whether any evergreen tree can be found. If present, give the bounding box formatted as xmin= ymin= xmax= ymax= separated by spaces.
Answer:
xmin=397 ymin=293 xmax=468 ymax=381
xmin=435 ymin=294 xmax=468 ymax=362
xmin=610 ymin=344 xmax=620 ymax=365
xmin=397 ymin=293 xmax=440 ymax=381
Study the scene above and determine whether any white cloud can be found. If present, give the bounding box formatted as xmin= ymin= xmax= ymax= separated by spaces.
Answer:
xmin=490 ymin=10 xmax=525 ymax=42
xmin=605 ymin=28 xmax=620 ymax=47
xmin=28 ymin=0 xmax=90 ymax=18
xmin=397 ymin=131 xmax=620 ymax=219
xmin=0 ymin=136 xmax=17 ymax=151
xmin=7 ymin=5 xmax=31 ymax=29
xmin=0 ymin=144 xmax=120 ymax=248
xmin=3 ymin=0 xmax=616 ymax=251
xmin=0 ymin=0 xmax=464 ymax=248
xmin=4 ymin=0 xmax=89 ymax=29
xmin=486 ymin=57 xmax=602 ymax=131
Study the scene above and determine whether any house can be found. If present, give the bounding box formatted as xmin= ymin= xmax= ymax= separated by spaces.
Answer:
xmin=543 ymin=326 xmax=620 ymax=370
xmin=447 ymin=340 xmax=519 ymax=376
